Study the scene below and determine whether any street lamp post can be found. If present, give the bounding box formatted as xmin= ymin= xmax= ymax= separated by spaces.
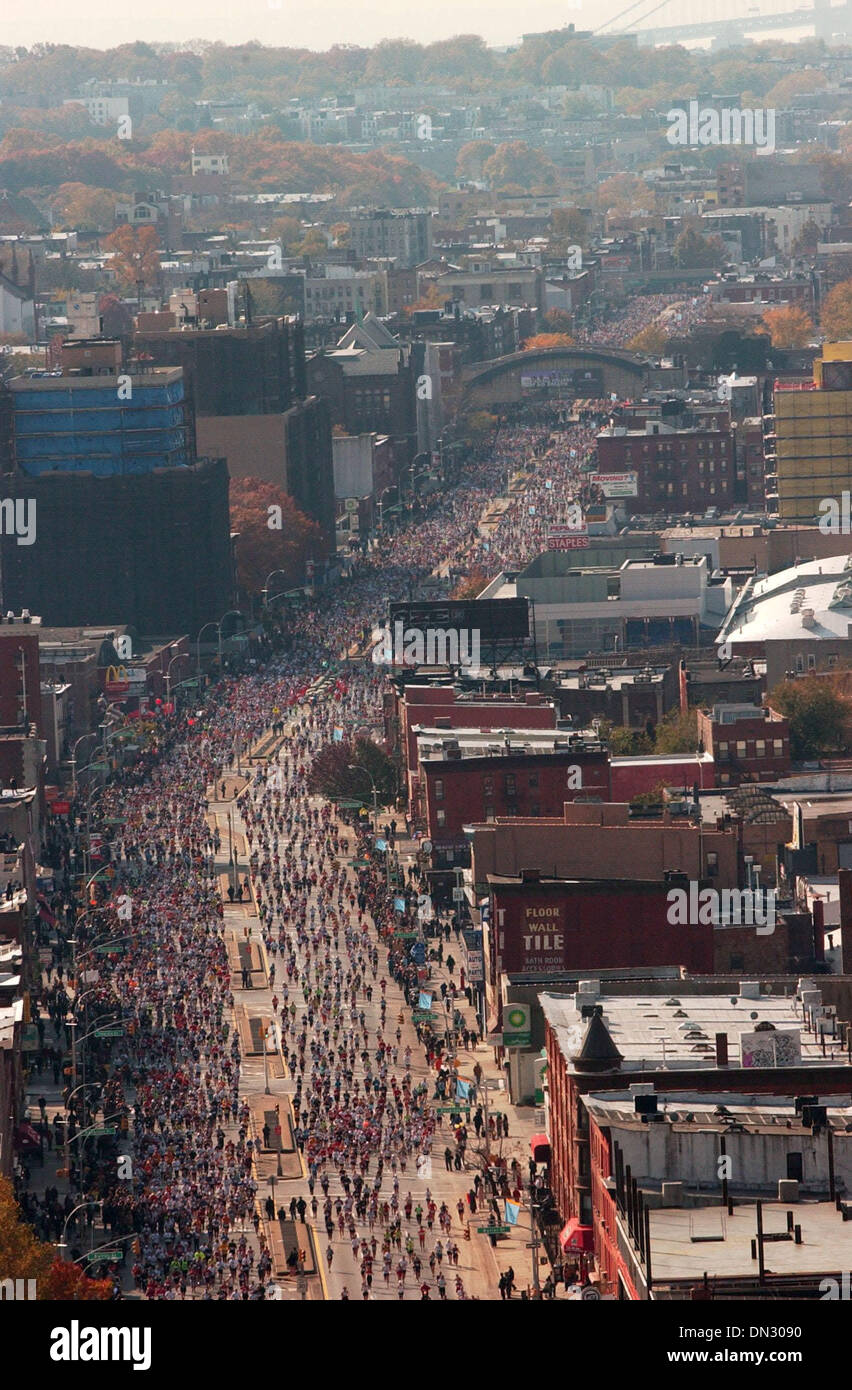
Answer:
xmin=56 ymin=1200 xmax=102 ymax=1259
xmin=217 ymin=610 xmax=244 ymax=674
xmin=347 ymin=764 xmax=390 ymax=887
xmin=70 ymin=733 xmax=98 ymax=798
xmin=261 ymin=571 xmax=290 ymax=608
xmin=164 ymin=652 xmax=187 ymax=710
xmin=195 ymin=621 xmax=220 ymax=678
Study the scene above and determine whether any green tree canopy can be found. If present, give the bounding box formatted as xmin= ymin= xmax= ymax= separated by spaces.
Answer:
xmin=769 ymin=678 xmax=850 ymax=760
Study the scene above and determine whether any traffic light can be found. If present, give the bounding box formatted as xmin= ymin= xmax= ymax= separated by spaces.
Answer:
xmin=132 ymin=1238 xmax=141 ymax=1256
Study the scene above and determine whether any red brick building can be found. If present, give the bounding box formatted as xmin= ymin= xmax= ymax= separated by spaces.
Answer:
xmin=469 ymin=801 xmax=740 ymax=893
xmin=609 ymin=751 xmax=715 ymax=800
xmin=0 ymin=615 xmax=42 ymax=736
xmin=541 ymin=981 xmax=852 ymax=1255
xmin=417 ymin=729 xmax=610 ymax=861
xmin=595 ymin=420 xmax=735 ymax=515
xmin=396 ymin=685 xmax=558 ymax=799
xmin=485 ymin=871 xmax=714 ymax=1028
xmin=696 ymin=702 xmax=790 ymax=786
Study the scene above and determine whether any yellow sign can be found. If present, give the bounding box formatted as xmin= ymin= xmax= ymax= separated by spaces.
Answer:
xmin=105 ymin=665 xmax=130 ymax=691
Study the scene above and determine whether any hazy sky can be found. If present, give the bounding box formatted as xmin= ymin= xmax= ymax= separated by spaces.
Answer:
xmin=3 ymin=0 xmax=645 ymax=52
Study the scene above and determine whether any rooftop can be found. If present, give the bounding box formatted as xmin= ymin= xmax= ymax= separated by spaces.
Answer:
xmin=647 ymin=1201 xmax=852 ymax=1283
xmin=414 ymin=726 xmax=603 ymax=761
xmin=540 ymin=983 xmax=844 ymax=1074
xmin=719 ymin=554 xmax=852 ymax=647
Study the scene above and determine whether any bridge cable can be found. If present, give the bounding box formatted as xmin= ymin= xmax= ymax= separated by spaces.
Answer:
xmin=612 ymin=0 xmax=674 ymax=33
xmin=593 ymin=0 xmax=658 ymax=35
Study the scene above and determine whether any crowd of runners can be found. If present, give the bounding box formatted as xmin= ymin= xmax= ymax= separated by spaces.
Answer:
xmin=20 ymin=293 xmax=690 ymax=1300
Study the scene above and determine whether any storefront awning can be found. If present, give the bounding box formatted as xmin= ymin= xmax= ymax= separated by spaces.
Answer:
xmin=559 ymin=1218 xmax=594 ymax=1254
xmin=530 ymin=1133 xmax=551 ymax=1163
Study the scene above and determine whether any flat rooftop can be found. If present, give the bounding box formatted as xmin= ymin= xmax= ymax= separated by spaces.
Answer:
xmin=540 ymin=987 xmax=846 ymax=1073
xmin=584 ymin=1091 xmax=852 ymax=1134
xmin=415 ymin=726 xmax=603 ymax=760
xmin=648 ymin=1201 xmax=852 ymax=1282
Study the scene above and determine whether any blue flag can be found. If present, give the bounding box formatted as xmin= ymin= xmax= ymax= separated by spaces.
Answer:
xmin=504 ymin=1200 xmax=520 ymax=1227
xmin=394 ymin=897 xmax=406 ymax=913
xmin=456 ymin=1079 xmax=471 ymax=1100
xmin=418 ymin=992 xmax=432 ymax=1010
xmin=375 ymin=838 xmax=387 ymax=851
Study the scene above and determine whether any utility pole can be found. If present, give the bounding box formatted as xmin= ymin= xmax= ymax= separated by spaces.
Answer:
xmin=528 ymin=1180 xmax=542 ymax=1298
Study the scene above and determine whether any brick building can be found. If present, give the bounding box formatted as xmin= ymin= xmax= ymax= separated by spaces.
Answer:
xmin=485 ymin=871 xmax=715 ymax=1031
xmin=134 ymin=317 xmax=336 ymax=550
xmin=468 ymin=802 xmax=740 ymax=895
xmin=595 ymin=419 xmax=735 ymax=515
xmin=415 ymin=728 xmax=610 ymax=863
xmin=549 ymin=663 xmax=678 ymax=730
xmin=0 ymin=615 xmax=42 ymax=737
xmin=541 ymin=980 xmax=852 ymax=1247
xmin=696 ymin=702 xmax=791 ymax=785
xmin=392 ymin=684 xmax=558 ymax=796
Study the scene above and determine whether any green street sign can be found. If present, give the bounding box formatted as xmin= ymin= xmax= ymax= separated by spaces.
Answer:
xmin=477 ymin=1225 xmax=510 ymax=1236
xmin=94 ymin=1028 xmax=124 ymax=1038
xmin=88 ymin=1126 xmax=116 ymax=1137
xmin=395 ymin=931 xmax=418 ymax=939
xmin=412 ymin=1010 xmax=433 ymax=1023
xmin=86 ymin=1250 xmax=121 ymax=1262
xmin=95 ymin=943 xmax=124 ymax=954
xmin=436 ymin=1106 xmax=470 ymax=1115
xmin=103 ymin=817 xmax=126 ymax=826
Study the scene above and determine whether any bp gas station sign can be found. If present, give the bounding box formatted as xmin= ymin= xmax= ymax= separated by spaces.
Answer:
xmin=503 ymin=1004 xmax=531 ymax=1048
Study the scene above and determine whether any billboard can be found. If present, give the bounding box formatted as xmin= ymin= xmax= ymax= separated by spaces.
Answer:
xmin=590 ymin=472 xmax=639 ymax=498
xmin=521 ymin=371 xmax=574 ymax=391
xmin=388 ymin=597 xmax=530 ymax=645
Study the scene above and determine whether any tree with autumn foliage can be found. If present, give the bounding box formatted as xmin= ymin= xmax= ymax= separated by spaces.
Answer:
xmin=103 ymin=224 xmax=160 ymax=290
xmin=483 ymin=141 xmax=559 ymax=192
xmin=761 ymin=305 xmax=815 ymax=349
xmin=403 ymin=283 xmax=446 ymax=317
xmin=450 ymin=566 xmax=489 ymax=600
xmin=821 ymin=279 xmax=852 ymax=342
xmin=307 ymin=736 xmax=397 ymax=805
xmin=542 ymin=309 xmax=574 ymax=335
xmin=0 ymin=1176 xmax=111 ymax=1300
xmin=51 ymin=182 xmax=115 ymax=232
xmin=628 ymin=323 xmax=669 ymax=354
xmin=522 ymin=333 xmax=574 ymax=351
xmin=230 ymin=477 xmax=324 ymax=597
